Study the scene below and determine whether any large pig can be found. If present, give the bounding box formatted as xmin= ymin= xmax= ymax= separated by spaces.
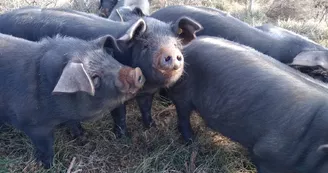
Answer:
xmin=0 ymin=7 xmax=202 ymax=137
xmin=166 ymin=36 xmax=328 ymax=173
xmin=151 ymin=5 xmax=328 ymax=100
xmin=0 ymin=33 xmax=145 ymax=168
xmin=256 ymin=23 xmax=328 ymax=72
xmin=151 ymin=5 xmax=328 ymax=69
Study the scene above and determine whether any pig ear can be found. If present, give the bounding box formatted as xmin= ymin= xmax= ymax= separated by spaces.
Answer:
xmin=318 ymin=144 xmax=328 ymax=153
xmin=52 ymin=62 xmax=95 ymax=96
xmin=115 ymin=67 xmax=145 ymax=94
xmin=117 ymin=18 xmax=147 ymax=47
xmin=172 ymin=16 xmax=203 ymax=45
xmin=289 ymin=51 xmax=328 ymax=70
xmin=94 ymin=34 xmax=122 ymax=53
xmin=132 ymin=7 xmax=146 ymax=17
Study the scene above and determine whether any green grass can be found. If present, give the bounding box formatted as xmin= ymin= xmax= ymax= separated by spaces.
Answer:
xmin=1 ymin=0 xmax=328 ymax=172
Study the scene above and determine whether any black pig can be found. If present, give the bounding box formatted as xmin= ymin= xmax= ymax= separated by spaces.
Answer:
xmin=151 ymin=5 xmax=328 ymax=100
xmin=108 ymin=0 xmax=150 ymax=21
xmin=0 ymin=33 xmax=145 ymax=168
xmin=151 ymin=5 xmax=328 ymax=67
xmin=0 ymin=7 xmax=202 ymax=136
xmin=167 ymin=36 xmax=328 ymax=173
xmin=256 ymin=24 xmax=328 ymax=69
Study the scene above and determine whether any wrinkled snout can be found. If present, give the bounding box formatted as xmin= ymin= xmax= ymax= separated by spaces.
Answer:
xmin=117 ymin=67 xmax=146 ymax=94
xmin=157 ymin=47 xmax=184 ymax=71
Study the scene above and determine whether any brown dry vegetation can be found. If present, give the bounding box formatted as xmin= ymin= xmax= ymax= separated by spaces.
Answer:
xmin=0 ymin=0 xmax=328 ymax=173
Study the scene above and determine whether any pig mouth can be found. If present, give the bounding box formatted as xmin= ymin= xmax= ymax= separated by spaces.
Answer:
xmin=156 ymin=67 xmax=184 ymax=87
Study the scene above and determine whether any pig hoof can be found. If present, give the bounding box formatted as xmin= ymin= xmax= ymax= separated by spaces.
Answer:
xmin=42 ymin=162 xmax=51 ymax=169
xmin=68 ymin=126 xmax=85 ymax=139
xmin=185 ymin=138 xmax=194 ymax=146
xmin=113 ymin=126 xmax=128 ymax=138
xmin=36 ymin=155 xmax=52 ymax=169
xmin=75 ymin=136 xmax=89 ymax=146
xmin=143 ymin=120 xmax=157 ymax=129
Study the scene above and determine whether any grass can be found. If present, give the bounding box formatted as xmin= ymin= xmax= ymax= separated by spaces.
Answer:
xmin=0 ymin=0 xmax=328 ymax=172
xmin=0 ymin=98 xmax=255 ymax=173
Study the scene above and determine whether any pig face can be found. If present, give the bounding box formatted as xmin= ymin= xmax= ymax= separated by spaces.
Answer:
xmin=52 ymin=35 xmax=145 ymax=105
xmin=117 ymin=14 xmax=203 ymax=88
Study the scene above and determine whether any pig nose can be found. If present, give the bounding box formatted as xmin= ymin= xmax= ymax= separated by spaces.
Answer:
xmin=160 ymin=53 xmax=183 ymax=71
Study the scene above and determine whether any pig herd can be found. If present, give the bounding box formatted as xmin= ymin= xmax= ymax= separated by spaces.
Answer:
xmin=1 ymin=0 xmax=328 ymax=172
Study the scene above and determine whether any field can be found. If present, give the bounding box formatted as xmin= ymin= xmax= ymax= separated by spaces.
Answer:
xmin=0 ymin=0 xmax=328 ymax=172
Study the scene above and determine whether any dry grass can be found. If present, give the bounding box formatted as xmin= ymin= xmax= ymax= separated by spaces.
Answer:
xmin=0 ymin=97 xmax=255 ymax=173
xmin=1 ymin=0 xmax=328 ymax=172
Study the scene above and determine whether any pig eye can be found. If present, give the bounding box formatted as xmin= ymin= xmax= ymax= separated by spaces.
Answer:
xmin=142 ymin=44 xmax=149 ymax=50
xmin=92 ymin=75 xmax=101 ymax=88
xmin=138 ymin=75 xmax=143 ymax=83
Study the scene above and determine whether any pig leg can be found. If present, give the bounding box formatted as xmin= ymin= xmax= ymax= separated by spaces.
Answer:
xmin=136 ymin=93 xmax=156 ymax=128
xmin=174 ymin=101 xmax=194 ymax=143
xmin=65 ymin=120 xmax=84 ymax=139
xmin=159 ymin=89 xmax=170 ymax=101
xmin=111 ymin=104 xmax=128 ymax=138
xmin=24 ymin=127 xmax=54 ymax=169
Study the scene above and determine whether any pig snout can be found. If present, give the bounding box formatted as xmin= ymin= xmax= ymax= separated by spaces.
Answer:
xmin=157 ymin=47 xmax=184 ymax=71
xmin=130 ymin=67 xmax=145 ymax=89
xmin=117 ymin=67 xmax=146 ymax=94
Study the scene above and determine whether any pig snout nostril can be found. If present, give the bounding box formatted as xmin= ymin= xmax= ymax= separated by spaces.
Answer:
xmin=165 ymin=56 xmax=172 ymax=62
xmin=177 ymin=55 xmax=182 ymax=61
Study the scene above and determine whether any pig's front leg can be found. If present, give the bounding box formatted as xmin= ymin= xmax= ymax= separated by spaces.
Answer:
xmin=136 ymin=93 xmax=156 ymax=128
xmin=174 ymin=101 xmax=194 ymax=144
xmin=110 ymin=103 xmax=128 ymax=138
xmin=25 ymin=126 xmax=54 ymax=169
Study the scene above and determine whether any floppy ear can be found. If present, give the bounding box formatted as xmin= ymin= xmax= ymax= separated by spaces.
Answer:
xmin=132 ymin=7 xmax=146 ymax=17
xmin=171 ymin=16 xmax=203 ymax=45
xmin=318 ymin=144 xmax=328 ymax=153
xmin=98 ymin=0 xmax=103 ymax=9
xmin=94 ymin=34 xmax=122 ymax=53
xmin=52 ymin=62 xmax=95 ymax=96
xmin=115 ymin=8 xmax=125 ymax=22
xmin=117 ymin=18 xmax=147 ymax=47
xmin=290 ymin=51 xmax=328 ymax=70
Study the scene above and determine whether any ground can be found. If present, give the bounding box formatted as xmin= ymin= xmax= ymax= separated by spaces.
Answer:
xmin=0 ymin=0 xmax=327 ymax=172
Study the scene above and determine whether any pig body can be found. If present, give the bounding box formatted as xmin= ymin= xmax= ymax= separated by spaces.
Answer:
xmin=151 ymin=5 xmax=328 ymax=64
xmin=0 ymin=7 xmax=202 ymax=135
xmin=152 ymin=5 xmax=328 ymax=100
xmin=0 ymin=33 xmax=145 ymax=168
xmin=167 ymin=36 xmax=328 ymax=173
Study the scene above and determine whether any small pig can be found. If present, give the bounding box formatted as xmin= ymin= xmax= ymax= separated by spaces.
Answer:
xmin=0 ymin=7 xmax=202 ymax=137
xmin=0 ymin=33 xmax=145 ymax=168
xmin=166 ymin=36 xmax=328 ymax=173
